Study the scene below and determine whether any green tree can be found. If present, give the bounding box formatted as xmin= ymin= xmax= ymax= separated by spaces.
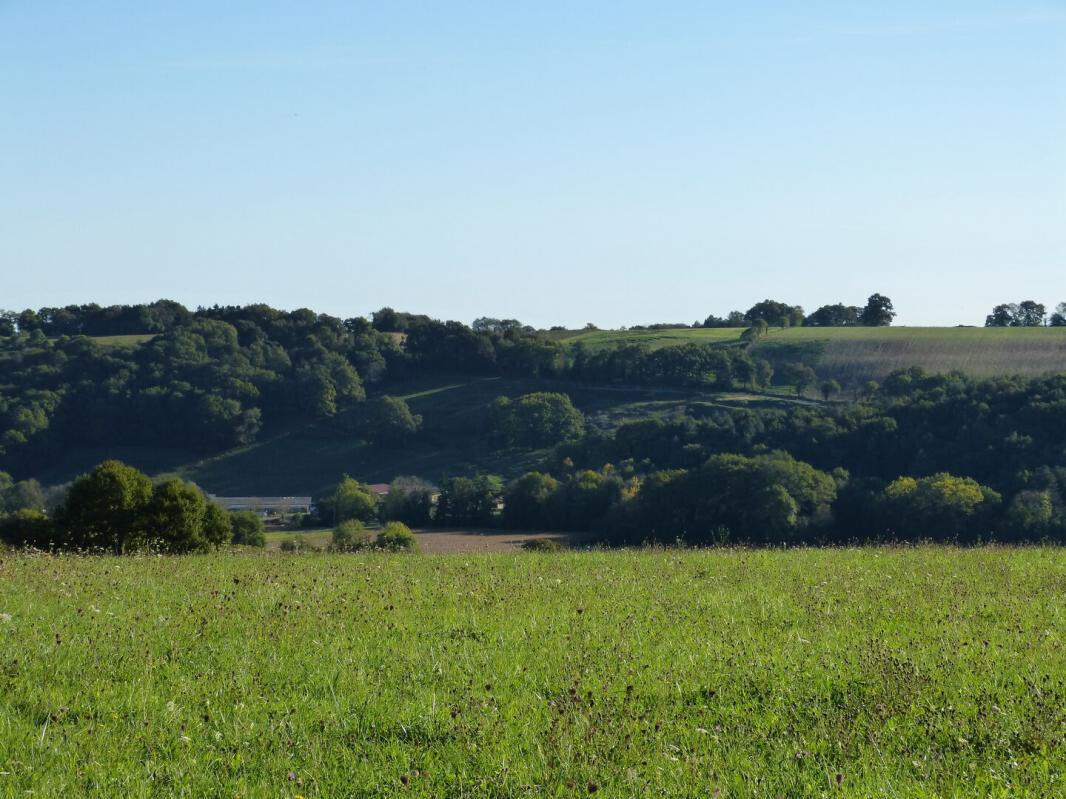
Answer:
xmin=1 ymin=478 xmax=46 ymax=513
xmin=806 ymin=304 xmax=860 ymax=327
xmin=490 ymin=393 xmax=585 ymax=448
xmin=503 ymin=472 xmax=561 ymax=529
xmin=744 ymin=300 xmax=803 ymax=327
xmin=0 ymin=508 xmax=54 ymax=549
xmin=859 ymin=293 xmax=896 ymax=326
xmin=780 ymin=364 xmax=817 ymax=396
xmin=1049 ymin=303 xmax=1066 ymax=327
xmin=883 ymin=473 xmax=1001 ymax=542
xmin=754 ymin=359 xmax=774 ymax=388
xmin=380 ymin=476 xmax=435 ymax=527
xmin=436 ymin=475 xmax=503 ymax=526
xmin=820 ymin=379 xmax=842 ymax=401
xmin=364 ymin=395 xmax=422 ymax=444
xmin=230 ymin=510 xmax=266 ymax=547
xmin=57 ymin=460 xmax=153 ymax=553
xmin=145 ymin=479 xmax=213 ymax=553
xmin=202 ymin=501 xmax=233 ymax=547
xmin=1006 ymin=490 xmax=1053 ymax=536
xmin=322 ymin=475 xmax=378 ymax=525
xmin=985 ymin=303 xmax=1018 ymax=327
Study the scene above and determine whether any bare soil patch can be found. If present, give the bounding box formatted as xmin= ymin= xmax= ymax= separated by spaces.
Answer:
xmin=413 ymin=528 xmax=575 ymax=554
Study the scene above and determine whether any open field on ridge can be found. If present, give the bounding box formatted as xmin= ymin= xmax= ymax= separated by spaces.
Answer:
xmin=552 ymin=326 xmax=1066 ymax=381
xmin=1 ymin=547 xmax=1063 ymax=797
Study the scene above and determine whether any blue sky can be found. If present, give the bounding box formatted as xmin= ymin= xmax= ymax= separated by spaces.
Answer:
xmin=1 ymin=1 xmax=1063 ymax=327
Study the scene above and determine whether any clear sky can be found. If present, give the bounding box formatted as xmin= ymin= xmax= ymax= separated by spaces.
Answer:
xmin=1 ymin=2 xmax=1064 ymax=328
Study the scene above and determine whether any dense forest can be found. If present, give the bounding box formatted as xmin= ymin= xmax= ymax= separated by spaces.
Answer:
xmin=3 ymin=299 xmax=1066 ymax=549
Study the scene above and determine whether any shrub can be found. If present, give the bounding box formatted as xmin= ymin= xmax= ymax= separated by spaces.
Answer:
xmin=279 ymin=536 xmax=317 ymax=553
xmin=331 ymin=520 xmax=373 ymax=552
xmin=230 ymin=510 xmax=266 ymax=547
xmin=0 ymin=509 xmax=55 ymax=549
xmin=376 ymin=521 xmax=418 ymax=552
xmin=521 ymin=537 xmax=566 ymax=552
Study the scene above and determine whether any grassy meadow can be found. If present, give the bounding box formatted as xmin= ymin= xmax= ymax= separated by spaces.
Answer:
xmin=1 ymin=547 xmax=1063 ymax=797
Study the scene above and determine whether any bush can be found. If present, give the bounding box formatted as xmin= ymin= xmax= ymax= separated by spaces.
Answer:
xmin=0 ymin=509 xmax=55 ymax=549
xmin=521 ymin=537 xmax=566 ymax=552
xmin=331 ymin=520 xmax=373 ymax=552
xmin=230 ymin=510 xmax=266 ymax=547
xmin=279 ymin=536 xmax=318 ymax=553
xmin=376 ymin=521 xmax=418 ymax=552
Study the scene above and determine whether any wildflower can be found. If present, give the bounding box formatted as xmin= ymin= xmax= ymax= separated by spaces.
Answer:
xmin=0 ymin=613 xmax=11 ymax=623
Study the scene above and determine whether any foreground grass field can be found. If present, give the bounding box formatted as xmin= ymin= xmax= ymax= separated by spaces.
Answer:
xmin=1 ymin=548 xmax=1063 ymax=797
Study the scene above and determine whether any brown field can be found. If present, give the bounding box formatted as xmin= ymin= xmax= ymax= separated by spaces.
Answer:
xmin=264 ymin=527 xmax=574 ymax=553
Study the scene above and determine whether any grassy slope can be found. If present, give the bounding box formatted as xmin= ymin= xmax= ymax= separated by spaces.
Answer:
xmin=1 ymin=548 xmax=1063 ymax=797
xmin=31 ymin=369 xmax=804 ymax=495
xmin=173 ymin=377 xmax=800 ymax=496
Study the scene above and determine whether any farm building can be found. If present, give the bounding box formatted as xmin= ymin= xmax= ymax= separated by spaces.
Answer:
xmin=208 ymin=495 xmax=313 ymax=516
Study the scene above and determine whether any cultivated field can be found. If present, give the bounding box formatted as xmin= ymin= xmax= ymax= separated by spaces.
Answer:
xmin=754 ymin=326 xmax=1066 ymax=382
xmin=1 ymin=548 xmax=1063 ymax=797
xmin=552 ymin=326 xmax=1066 ymax=381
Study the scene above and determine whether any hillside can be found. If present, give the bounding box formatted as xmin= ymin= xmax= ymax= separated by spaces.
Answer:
xmin=552 ymin=326 xmax=1066 ymax=381
xmin=28 ymin=375 xmax=807 ymax=496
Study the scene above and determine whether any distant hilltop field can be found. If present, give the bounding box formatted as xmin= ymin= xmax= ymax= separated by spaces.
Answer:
xmin=76 ymin=323 xmax=1066 ymax=382
xmin=549 ymin=325 xmax=1066 ymax=381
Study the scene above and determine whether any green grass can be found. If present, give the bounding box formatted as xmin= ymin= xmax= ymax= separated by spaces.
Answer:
xmin=88 ymin=334 xmax=157 ymax=348
xmin=550 ymin=327 xmax=744 ymax=351
xmin=264 ymin=529 xmax=333 ymax=550
xmin=1 ymin=547 xmax=1063 ymax=797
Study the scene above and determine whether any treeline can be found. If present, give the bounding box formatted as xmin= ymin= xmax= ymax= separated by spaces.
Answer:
xmin=985 ymin=301 xmax=1066 ymax=327
xmin=324 ymin=369 xmax=1066 ymax=544
xmin=633 ymin=294 xmax=896 ymax=330
xmin=0 ymin=460 xmax=266 ymax=552
xmin=0 ymin=305 xmax=398 ymax=473
xmin=0 ymin=298 xmax=843 ymax=476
